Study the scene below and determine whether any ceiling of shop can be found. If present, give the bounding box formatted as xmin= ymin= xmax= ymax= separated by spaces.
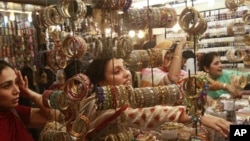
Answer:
xmin=0 ymin=0 xmax=242 ymax=14
xmin=0 ymin=0 xmax=57 ymax=12
xmin=2 ymin=0 xmax=57 ymax=6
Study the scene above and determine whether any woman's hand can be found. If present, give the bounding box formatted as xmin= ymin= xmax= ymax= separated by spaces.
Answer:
xmin=15 ymin=69 xmax=31 ymax=98
xmin=201 ymin=114 xmax=231 ymax=138
xmin=177 ymin=37 xmax=187 ymax=50
xmin=206 ymin=75 xmax=242 ymax=98
xmin=225 ymin=85 xmax=242 ymax=98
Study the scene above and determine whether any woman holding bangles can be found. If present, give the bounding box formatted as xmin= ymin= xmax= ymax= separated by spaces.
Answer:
xmin=81 ymin=56 xmax=230 ymax=140
xmin=198 ymin=52 xmax=248 ymax=100
xmin=140 ymin=38 xmax=188 ymax=87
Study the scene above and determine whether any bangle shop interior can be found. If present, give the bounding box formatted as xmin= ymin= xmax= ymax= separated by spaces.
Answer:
xmin=2 ymin=0 xmax=250 ymax=141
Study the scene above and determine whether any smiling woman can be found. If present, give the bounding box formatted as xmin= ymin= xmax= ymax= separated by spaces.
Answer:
xmin=198 ymin=52 xmax=249 ymax=100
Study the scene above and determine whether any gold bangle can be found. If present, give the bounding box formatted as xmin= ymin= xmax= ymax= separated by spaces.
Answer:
xmin=173 ymin=56 xmax=180 ymax=59
xmin=223 ymin=83 xmax=227 ymax=90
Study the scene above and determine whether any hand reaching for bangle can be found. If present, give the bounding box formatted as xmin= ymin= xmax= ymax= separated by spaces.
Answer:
xmin=226 ymin=85 xmax=242 ymax=98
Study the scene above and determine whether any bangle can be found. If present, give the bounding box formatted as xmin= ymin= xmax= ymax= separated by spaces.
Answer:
xmin=223 ymin=83 xmax=227 ymax=90
xmin=173 ymin=56 xmax=180 ymax=59
xmin=189 ymin=114 xmax=202 ymax=123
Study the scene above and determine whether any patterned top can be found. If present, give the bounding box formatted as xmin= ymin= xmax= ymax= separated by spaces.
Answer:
xmin=80 ymin=94 xmax=186 ymax=141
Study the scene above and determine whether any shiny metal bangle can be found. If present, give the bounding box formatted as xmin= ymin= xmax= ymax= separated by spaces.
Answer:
xmin=67 ymin=114 xmax=90 ymax=138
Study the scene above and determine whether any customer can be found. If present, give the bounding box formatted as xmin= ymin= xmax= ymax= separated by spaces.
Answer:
xmin=82 ymin=57 xmax=230 ymax=140
xmin=0 ymin=60 xmax=58 ymax=141
xmin=198 ymin=52 xmax=245 ymax=100
xmin=140 ymin=38 xmax=188 ymax=87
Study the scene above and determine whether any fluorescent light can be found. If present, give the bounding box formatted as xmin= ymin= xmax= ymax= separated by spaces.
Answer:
xmin=9 ymin=12 xmax=15 ymax=21
xmin=132 ymin=0 xmax=166 ymax=8
xmin=172 ymin=0 xmax=210 ymax=8
xmin=28 ymin=13 xmax=32 ymax=22
xmin=0 ymin=9 xmax=32 ymax=14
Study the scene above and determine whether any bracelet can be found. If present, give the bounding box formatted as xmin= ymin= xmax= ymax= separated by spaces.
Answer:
xmin=189 ymin=114 xmax=202 ymax=123
xmin=223 ymin=83 xmax=227 ymax=90
xmin=173 ymin=56 xmax=180 ymax=59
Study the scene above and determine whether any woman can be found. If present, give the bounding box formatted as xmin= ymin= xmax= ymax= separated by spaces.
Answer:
xmin=83 ymin=57 xmax=230 ymax=140
xmin=140 ymin=38 xmax=188 ymax=87
xmin=0 ymin=60 xmax=58 ymax=141
xmin=199 ymin=52 xmax=245 ymax=99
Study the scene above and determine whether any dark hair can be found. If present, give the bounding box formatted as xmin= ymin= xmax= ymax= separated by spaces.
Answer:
xmin=198 ymin=52 xmax=219 ymax=72
xmin=182 ymin=50 xmax=195 ymax=59
xmin=0 ymin=60 xmax=14 ymax=74
xmin=142 ymin=40 xmax=156 ymax=50
xmin=64 ymin=60 xmax=85 ymax=80
xmin=85 ymin=58 xmax=112 ymax=85
xmin=21 ymin=66 xmax=35 ymax=90
xmin=169 ymin=42 xmax=178 ymax=53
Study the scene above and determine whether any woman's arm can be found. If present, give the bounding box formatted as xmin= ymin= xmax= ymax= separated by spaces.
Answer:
xmin=164 ymin=38 xmax=187 ymax=84
xmin=207 ymin=76 xmax=242 ymax=98
xmin=178 ymin=109 xmax=230 ymax=138
xmin=124 ymin=105 xmax=230 ymax=138
xmin=26 ymin=90 xmax=60 ymax=128
xmin=16 ymin=70 xmax=59 ymax=128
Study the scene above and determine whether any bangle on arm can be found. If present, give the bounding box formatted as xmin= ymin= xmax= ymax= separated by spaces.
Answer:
xmin=173 ymin=56 xmax=180 ymax=59
xmin=223 ymin=83 xmax=227 ymax=90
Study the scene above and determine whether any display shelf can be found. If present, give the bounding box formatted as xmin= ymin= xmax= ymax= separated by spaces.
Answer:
xmin=0 ymin=13 xmax=36 ymax=68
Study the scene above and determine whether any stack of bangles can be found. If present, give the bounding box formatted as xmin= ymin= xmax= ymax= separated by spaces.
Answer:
xmin=243 ymin=54 xmax=250 ymax=66
xmin=225 ymin=0 xmax=245 ymax=11
xmin=64 ymin=73 xmax=90 ymax=101
xmin=66 ymin=114 xmax=90 ymax=139
xmin=104 ymin=131 xmax=134 ymax=141
xmin=179 ymin=7 xmax=207 ymax=36
xmin=95 ymin=84 xmax=181 ymax=110
xmin=226 ymin=49 xmax=246 ymax=62
xmin=61 ymin=35 xmax=88 ymax=59
xmin=231 ymin=75 xmax=247 ymax=89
